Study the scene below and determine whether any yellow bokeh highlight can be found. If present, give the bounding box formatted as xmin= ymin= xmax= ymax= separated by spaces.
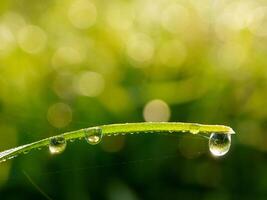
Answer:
xmin=75 ymin=71 xmax=105 ymax=97
xmin=249 ymin=6 xmax=267 ymax=37
xmin=0 ymin=25 xmax=15 ymax=55
xmin=2 ymin=12 xmax=26 ymax=34
xmin=106 ymin=2 xmax=134 ymax=32
xmin=17 ymin=25 xmax=47 ymax=54
xmin=143 ymin=99 xmax=171 ymax=122
xmin=53 ymin=72 xmax=75 ymax=99
xmin=68 ymin=0 xmax=97 ymax=29
xmin=161 ymin=3 xmax=190 ymax=34
xmin=52 ymin=46 xmax=82 ymax=68
xmin=47 ymin=102 xmax=72 ymax=128
xmin=126 ymin=33 xmax=154 ymax=65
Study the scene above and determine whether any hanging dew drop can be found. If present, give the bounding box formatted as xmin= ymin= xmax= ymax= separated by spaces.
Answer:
xmin=49 ymin=136 xmax=67 ymax=154
xmin=190 ymin=130 xmax=199 ymax=134
xmin=23 ymin=150 xmax=30 ymax=154
xmin=209 ymin=133 xmax=231 ymax=157
xmin=7 ymin=155 xmax=17 ymax=160
xmin=189 ymin=124 xmax=200 ymax=134
xmin=85 ymin=127 xmax=103 ymax=145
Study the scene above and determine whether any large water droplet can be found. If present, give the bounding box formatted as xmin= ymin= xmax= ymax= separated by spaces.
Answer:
xmin=85 ymin=127 xmax=103 ymax=145
xmin=49 ymin=136 xmax=67 ymax=154
xmin=209 ymin=133 xmax=231 ymax=157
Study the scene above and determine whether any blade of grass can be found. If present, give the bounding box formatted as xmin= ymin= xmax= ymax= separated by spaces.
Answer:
xmin=0 ymin=122 xmax=235 ymax=163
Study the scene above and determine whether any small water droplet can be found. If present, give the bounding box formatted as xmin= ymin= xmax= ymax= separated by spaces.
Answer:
xmin=189 ymin=124 xmax=201 ymax=134
xmin=209 ymin=133 xmax=231 ymax=157
xmin=85 ymin=127 xmax=103 ymax=145
xmin=191 ymin=130 xmax=199 ymax=134
xmin=49 ymin=136 xmax=67 ymax=154
xmin=23 ymin=150 xmax=30 ymax=154
xmin=7 ymin=155 xmax=17 ymax=160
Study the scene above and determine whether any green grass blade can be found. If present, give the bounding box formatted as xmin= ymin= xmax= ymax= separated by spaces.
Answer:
xmin=0 ymin=122 xmax=235 ymax=163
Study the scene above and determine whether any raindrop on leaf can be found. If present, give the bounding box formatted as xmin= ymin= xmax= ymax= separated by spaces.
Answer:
xmin=209 ymin=133 xmax=231 ymax=157
xmin=85 ymin=127 xmax=103 ymax=145
xmin=49 ymin=136 xmax=67 ymax=154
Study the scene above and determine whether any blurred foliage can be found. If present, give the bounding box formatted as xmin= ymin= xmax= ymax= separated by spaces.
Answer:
xmin=1 ymin=0 xmax=267 ymax=199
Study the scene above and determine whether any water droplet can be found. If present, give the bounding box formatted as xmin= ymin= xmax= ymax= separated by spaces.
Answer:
xmin=7 ymin=155 xmax=17 ymax=160
xmin=190 ymin=130 xmax=199 ymax=134
xmin=85 ymin=127 xmax=103 ymax=145
xmin=23 ymin=150 xmax=30 ymax=154
xmin=189 ymin=124 xmax=201 ymax=134
xmin=209 ymin=133 xmax=231 ymax=157
xmin=49 ymin=136 xmax=67 ymax=154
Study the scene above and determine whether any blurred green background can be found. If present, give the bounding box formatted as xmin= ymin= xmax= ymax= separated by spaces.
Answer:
xmin=1 ymin=0 xmax=267 ymax=199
